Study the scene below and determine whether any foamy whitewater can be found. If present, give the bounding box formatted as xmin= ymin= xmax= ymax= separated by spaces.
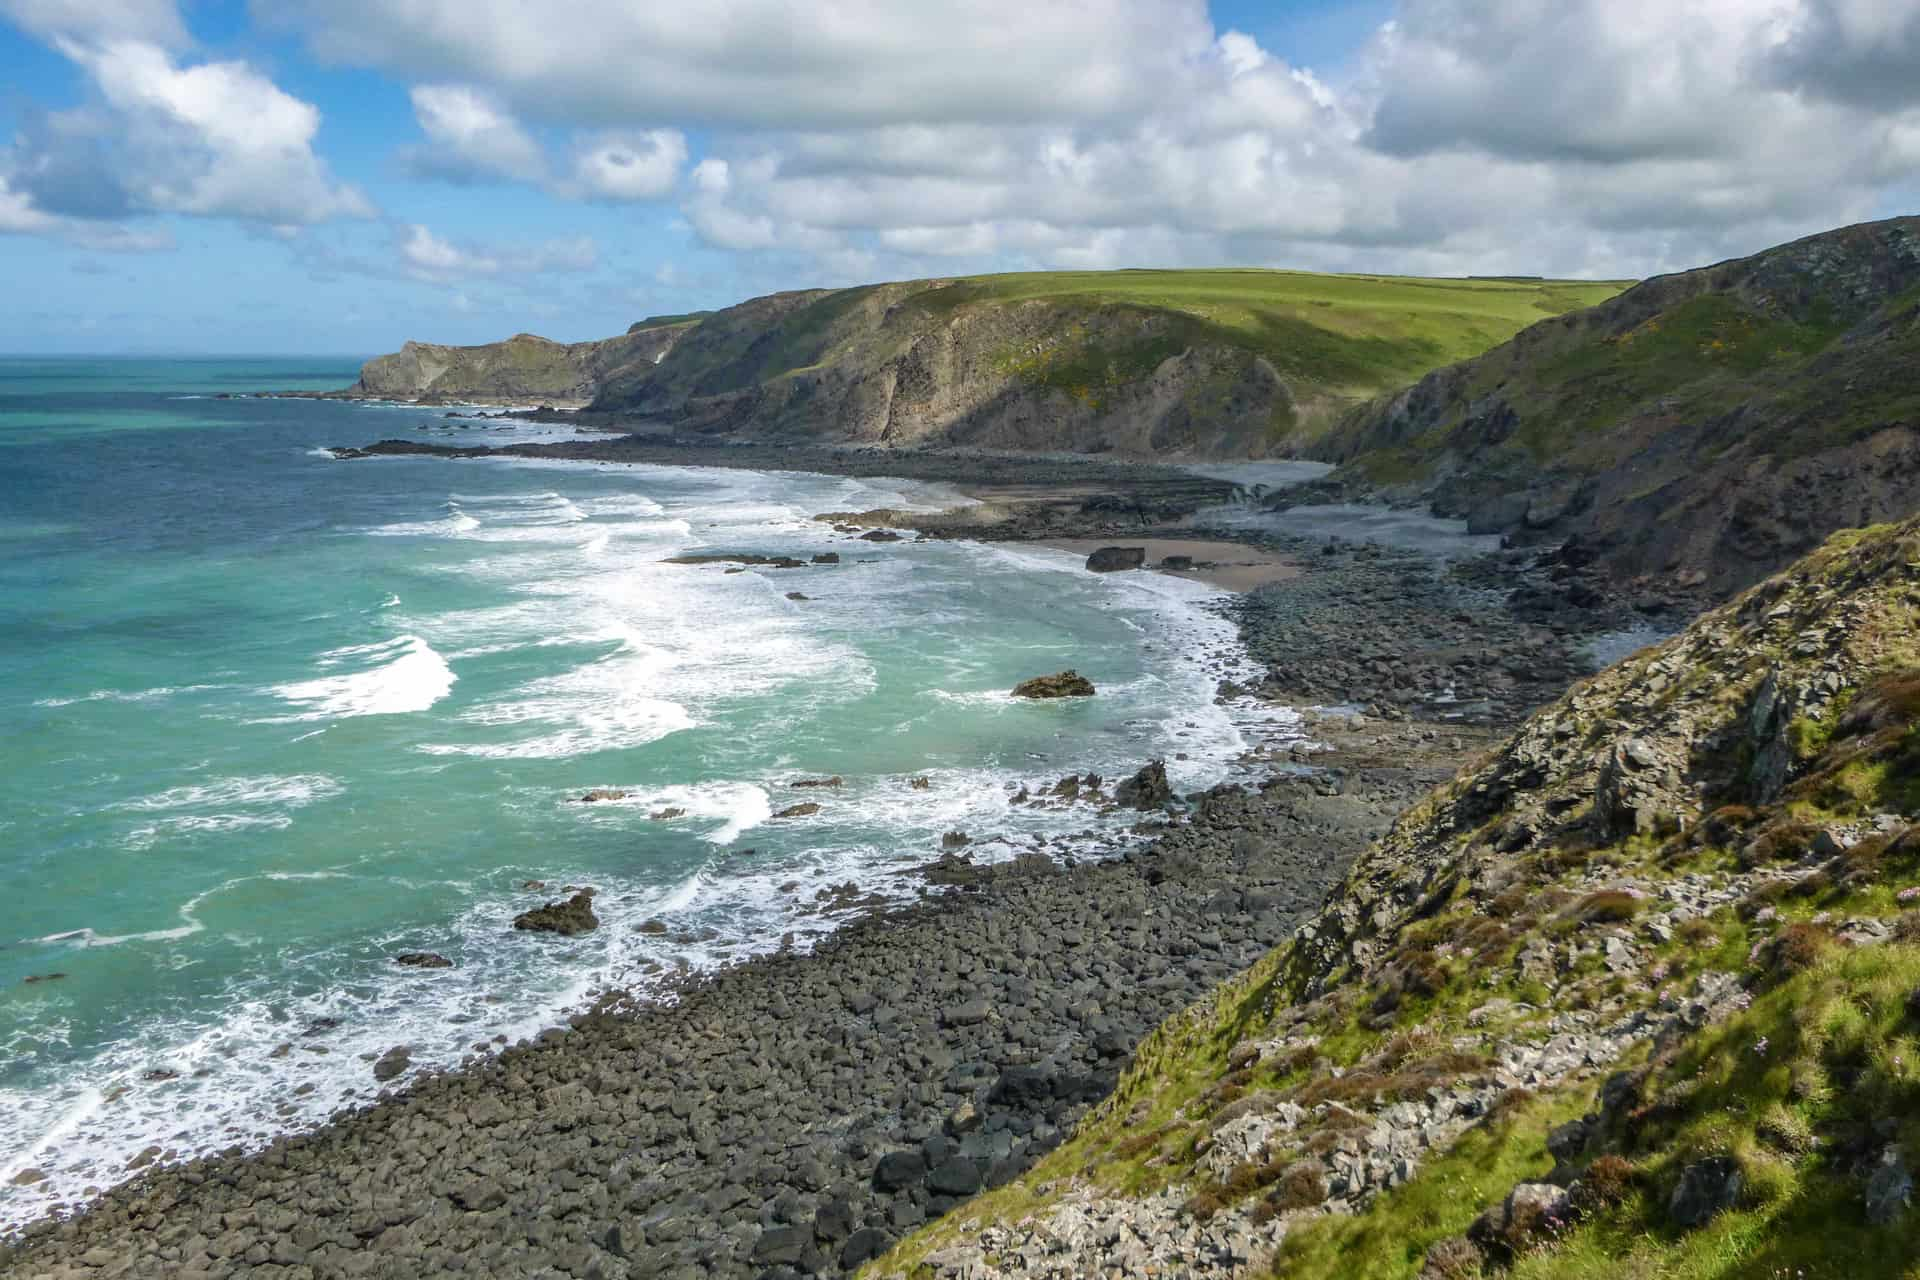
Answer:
xmin=0 ymin=358 xmax=1303 ymax=1232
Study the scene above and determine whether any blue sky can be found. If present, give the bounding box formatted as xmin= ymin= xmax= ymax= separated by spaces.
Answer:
xmin=0 ymin=0 xmax=1914 ymax=355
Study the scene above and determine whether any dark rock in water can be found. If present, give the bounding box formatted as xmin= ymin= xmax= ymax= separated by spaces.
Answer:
xmin=23 ymin=972 xmax=66 ymax=984
xmin=575 ymin=788 xmax=627 ymax=803
xmin=11 ymin=1168 xmax=46 ymax=1187
xmin=1011 ymin=670 xmax=1096 ymax=698
xmin=911 ymin=852 xmax=982 ymax=886
xmin=792 ymin=776 xmax=844 ymax=789
xmin=394 ymin=952 xmax=452 ymax=969
xmin=859 ymin=529 xmax=902 ymax=542
xmin=812 ymin=552 xmax=840 ymax=564
xmin=1160 ymin=554 xmax=1195 ymax=571
xmin=774 ymin=802 xmax=822 ymax=819
xmin=785 ymin=591 xmax=809 ymax=601
xmin=650 ymin=807 xmax=685 ymax=821
xmin=512 ymin=890 xmax=600 ymax=936
xmin=909 ymin=775 xmax=932 ymax=790
xmin=941 ymin=830 xmax=971 ymax=850
xmin=1669 ymin=1155 xmax=1743 ymax=1228
xmin=1085 ymin=546 xmax=1147 ymax=572
xmin=637 ymin=918 xmax=668 ymax=934
xmin=1115 ymin=760 xmax=1174 ymax=810
xmin=371 ymin=1046 xmax=412 ymax=1082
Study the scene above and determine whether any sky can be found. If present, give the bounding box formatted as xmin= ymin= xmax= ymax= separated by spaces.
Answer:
xmin=1 ymin=0 xmax=1917 ymax=355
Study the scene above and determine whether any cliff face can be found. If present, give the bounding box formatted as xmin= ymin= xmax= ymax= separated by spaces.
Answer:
xmin=348 ymin=319 xmax=693 ymax=403
xmin=1304 ymin=216 xmax=1920 ymax=597
xmin=583 ymin=271 xmax=1624 ymax=460
xmin=877 ymin=516 xmax=1920 ymax=1279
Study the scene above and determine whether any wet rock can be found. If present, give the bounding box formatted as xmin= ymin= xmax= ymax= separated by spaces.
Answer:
xmin=576 ymin=788 xmax=628 ymax=803
xmin=1085 ymin=546 xmax=1147 ymax=573
xmin=774 ymin=802 xmax=822 ymax=819
xmin=792 ymin=776 xmax=844 ymax=789
xmin=812 ymin=553 xmax=840 ymax=564
xmin=1115 ymin=760 xmax=1174 ymax=811
xmin=394 ymin=952 xmax=452 ymax=969
xmin=1161 ymin=554 xmax=1195 ymax=571
xmin=512 ymin=890 xmax=600 ymax=936
xmin=786 ymin=591 xmax=809 ymax=601
xmin=1011 ymin=670 xmax=1096 ymax=699
xmin=909 ymin=776 xmax=932 ymax=790
xmin=22 ymin=972 xmax=66 ymax=984
xmin=941 ymin=831 xmax=971 ymax=850
xmin=650 ymin=806 xmax=686 ymax=820
xmin=1669 ymin=1155 xmax=1743 ymax=1228
xmin=859 ymin=529 xmax=902 ymax=542
xmin=371 ymin=1047 xmax=412 ymax=1082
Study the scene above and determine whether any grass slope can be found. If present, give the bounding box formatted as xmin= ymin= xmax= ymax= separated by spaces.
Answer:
xmin=875 ymin=516 xmax=1920 ymax=1279
xmin=1305 ymin=216 xmax=1920 ymax=592
xmin=589 ymin=268 xmax=1626 ymax=453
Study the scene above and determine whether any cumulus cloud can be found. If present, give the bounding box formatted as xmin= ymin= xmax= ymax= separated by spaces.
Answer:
xmin=405 ymin=84 xmax=547 ymax=184
xmin=0 ymin=0 xmax=371 ymax=238
xmin=567 ymin=129 xmax=687 ymax=201
xmin=0 ymin=0 xmax=183 ymax=46
xmin=57 ymin=39 xmax=374 ymax=224
xmin=257 ymin=0 xmax=1218 ymax=130
xmin=395 ymin=222 xmax=598 ymax=284
xmin=1770 ymin=0 xmax=1920 ymax=109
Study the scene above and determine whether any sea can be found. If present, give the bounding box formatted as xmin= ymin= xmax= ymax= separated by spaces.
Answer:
xmin=0 ymin=357 xmax=1297 ymax=1231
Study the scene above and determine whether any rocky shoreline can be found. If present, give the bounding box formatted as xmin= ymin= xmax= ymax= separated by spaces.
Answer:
xmin=3 ymin=444 xmax=1622 ymax=1279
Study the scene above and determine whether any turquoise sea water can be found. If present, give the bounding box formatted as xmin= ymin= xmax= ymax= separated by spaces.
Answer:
xmin=0 ymin=358 xmax=1291 ymax=1228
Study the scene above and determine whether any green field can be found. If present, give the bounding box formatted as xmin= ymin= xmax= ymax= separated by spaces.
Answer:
xmin=912 ymin=267 xmax=1630 ymax=402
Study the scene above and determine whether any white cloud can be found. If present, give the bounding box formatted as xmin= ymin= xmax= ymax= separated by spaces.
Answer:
xmin=395 ymin=222 xmax=598 ymax=283
xmin=0 ymin=173 xmax=171 ymax=249
xmin=0 ymin=0 xmax=184 ymax=45
xmin=406 ymin=84 xmax=547 ymax=183
xmin=568 ymin=129 xmax=686 ymax=201
xmin=257 ymin=0 xmax=1218 ymax=130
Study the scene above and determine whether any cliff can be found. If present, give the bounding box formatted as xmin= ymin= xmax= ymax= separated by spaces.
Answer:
xmin=572 ymin=270 xmax=1618 ymax=458
xmin=1299 ymin=216 xmax=1920 ymax=598
xmin=345 ymin=316 xmax=698 ymax=404
xmin=876 ymin=514 xmax=1920 ymax=1278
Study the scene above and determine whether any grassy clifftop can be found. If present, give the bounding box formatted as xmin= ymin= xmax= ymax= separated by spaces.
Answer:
xmin=347 ymin=321 xmax=696 ymax=403
xmin=874 ymin=515 xmax=1920 ymax=1278
xmin=1303 ymin=216 xmax=1920 ymax=596
xmin=584 ymin=269 xmax=1625 ymax=458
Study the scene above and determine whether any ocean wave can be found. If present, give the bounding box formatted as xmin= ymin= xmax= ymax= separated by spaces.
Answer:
xmin=268 ymin=636 xmax=455 ymax=721
xmin=123 ymin=773 xmax=343 ymax=812
xmin=34 ymin=684 xmax=219 ymax=709
xmin=571 ymin=781 xmax=771 ymax=844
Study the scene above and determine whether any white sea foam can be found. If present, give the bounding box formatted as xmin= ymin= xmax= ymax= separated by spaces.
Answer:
xmin=268 ymin=636 xmax=455 ymax=721
xmin=573 ymin=781 xmax=772 ymax=844
xmin=123 ymin=774 xmax=343 ymax=812
xmin=33 ymin=684 xmax=219 ymax=709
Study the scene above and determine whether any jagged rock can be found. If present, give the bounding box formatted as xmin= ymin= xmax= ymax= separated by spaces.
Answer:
xmin=792 ymin=776 xmax=844 ymax=789
xmin=649 ymin=806 xmax=685 ymax=820
xmin=1668 ymin=1155 xmax=1743 ymax=1228
xmin=575 ymin=788 xmax=627 ymax=803
xmin=1085 ymin=546 xmax=1147 ymax=572
xmin=1011 ymin=670 xmax=1096 ymax=698
xmin=773 ymin=802 xmax=821 ymax=819
xmin=859 ymin=529 xmax=902 ymax=542
xmin=394 ymin=952 xmax=452 ymax=969
xmin=1469 ymin=1182 xmax=1570 ymax=1256
xmin=1115 ymin=760 xmax=1174 ymax=811
xmin=512 ymin=890 xmax=600 ymax=936
xmin=812 ymin=552 xmax=840 ymax=564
